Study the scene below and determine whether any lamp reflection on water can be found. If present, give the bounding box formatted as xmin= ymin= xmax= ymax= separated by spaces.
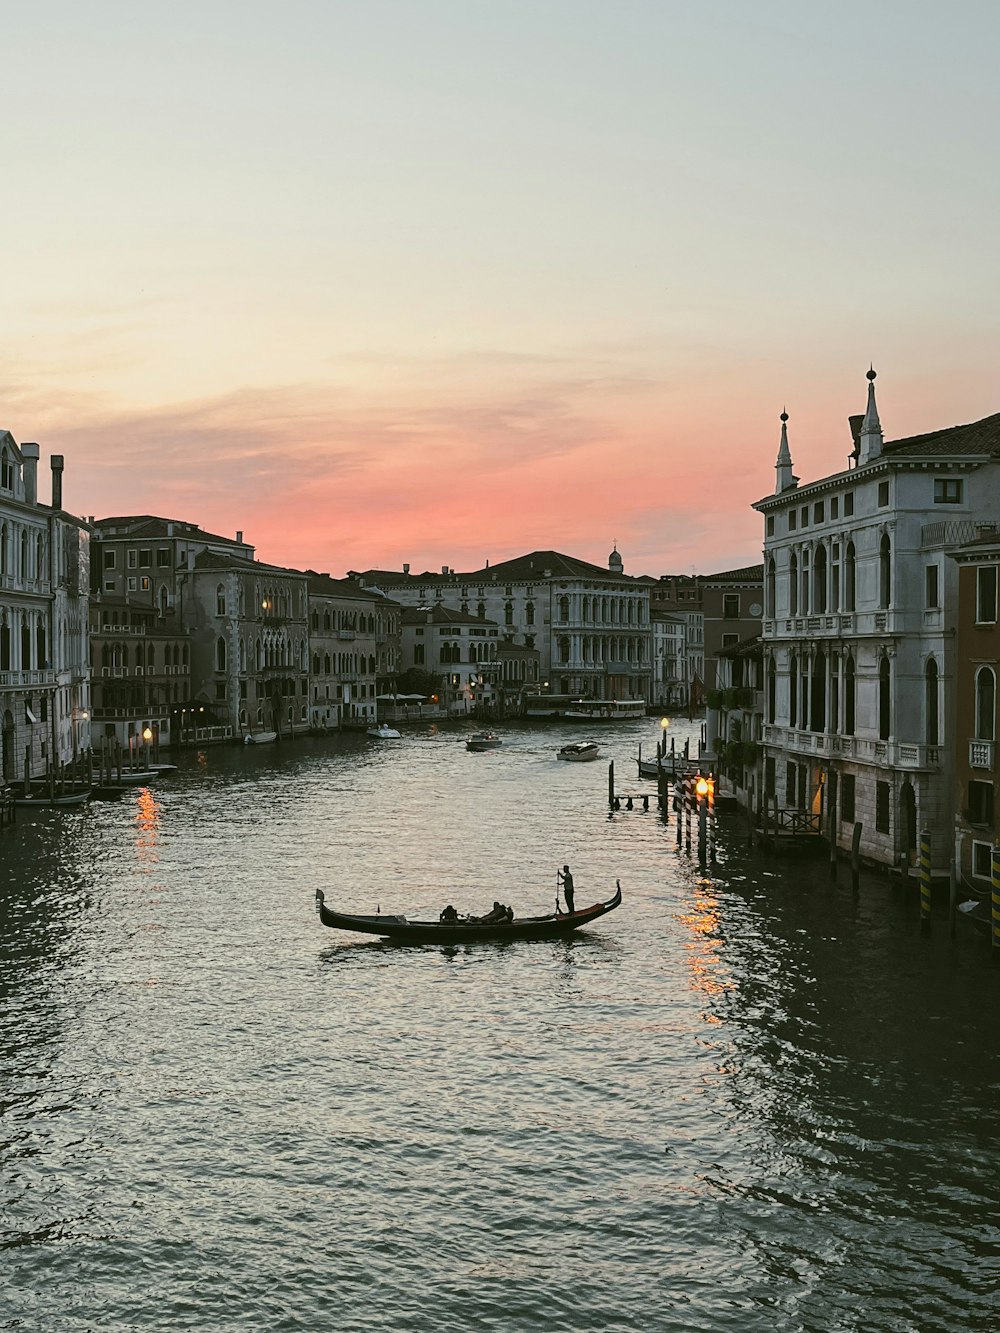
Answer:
xmin=134 ymin=787 xmax=162 ymax=863
xmin=679 ymin=877 xmax=731 ymax=1003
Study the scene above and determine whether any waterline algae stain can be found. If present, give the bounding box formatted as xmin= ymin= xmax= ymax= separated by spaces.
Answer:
xmin=3 ymin=719 xmax=1000 ymax=1331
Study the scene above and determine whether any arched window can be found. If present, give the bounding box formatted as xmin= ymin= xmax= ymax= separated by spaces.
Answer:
xmin=20 ymin=531 xmax=28 ymax=578
xmin=811 ymin=651 xmax=827 ymax=731
xmin=813 ymin=545 xmax=828 ymax=614
xmin=476 ymin=601 xmax=486 ymax=619
xmin=879 ymin=533 xmax=891 ymax=609
xmin=845 ymin=655 xmax=856 ymax=735
xmin=559 ymin=596 xmax=570 ymax=623
xmin=879 ymin=656 xmax=891 ymax=740
xmin=830 ymin=543 xmax=841 ymax=612
xmin=830 ymin=652 xmax=840 ymax=732
xmin=216 ymin=636 xmax=227 ymax=672
xmin=526 ymin=601 xmax=535 ymax=626
xmin=559 ymin=636 xmax=570 ymax=665
xmin=36 ymin=624 xmax=46 ymax=667
xmin=789 ymin=553 xmax=798 ymax=615
xmin=845 ymin=543 xmax=857 ymax=612
xmin=767 ymin=656 xmax=776 ymax=724
xmin=789 ymin=652 xmax=798 ymax=727
xmin=975 ymin=666 xmax=996 ymax=741
xmin=766 ymin=558 xmax=776 ymax=618
xmin=0 ymin=524 xmax=7 ymax=576
xmin=925 ymin=658 xmax=939 ymax=745
xmin=217 ymin=584 xmax=226 ymax=616
xmin=21 ymin=617 xmax=30 ymax=667
xmin=0 ymin=614 xmax=9 ymax=670
xmin=800 ymin=548 xmax=810 ymax=615
xmin=504 ymin=602 xmax=514 ymax=627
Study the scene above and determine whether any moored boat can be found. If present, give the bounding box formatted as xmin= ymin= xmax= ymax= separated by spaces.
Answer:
xmin=466 ymin=731 xmax=502 ymax=751
xmin=367 ymin=723 xmax=402 ymax=739
xmin=557 ymin=741 xmax=600 ymax=762
xmin=316 ymin=881 xmax=622 ymax=944
xmin=15 ymin=790 xmax=91 ymax=809
xmin=244 ymin=730 xmax=278 ymax=745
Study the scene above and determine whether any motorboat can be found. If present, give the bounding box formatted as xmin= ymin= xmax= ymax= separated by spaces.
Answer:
xmin=244 ymin=730 xmax=278 ymax=745
xmin=315 ymin=882 xmax=622 ymax=944
xmin=466 ymin=732 xmax=502 ymax=751
xmin=367 ymin=723 xmax=401 ymax=739
xmin=557 ymin=741 xmax=600 ymax=762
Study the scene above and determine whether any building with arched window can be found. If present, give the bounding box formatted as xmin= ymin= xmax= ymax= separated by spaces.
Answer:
xmin=753 ymin=369 xmax=1000 ymax=871
xmin=0 ymin=432 xmax=90 ymax=785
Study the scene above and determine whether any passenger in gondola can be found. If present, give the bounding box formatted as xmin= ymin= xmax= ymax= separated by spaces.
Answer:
xmin=440 ymin=904 xmax=459 ymax=922
xmin=557 ymin=865 xmax=575 ymax=914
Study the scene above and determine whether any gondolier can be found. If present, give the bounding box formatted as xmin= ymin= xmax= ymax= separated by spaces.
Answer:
xmin=557 ymin=865 xmax=575 ymax=914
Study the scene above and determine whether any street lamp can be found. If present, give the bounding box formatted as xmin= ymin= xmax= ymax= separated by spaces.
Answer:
xmin=142 ymin=725 xmax=153 ymax=770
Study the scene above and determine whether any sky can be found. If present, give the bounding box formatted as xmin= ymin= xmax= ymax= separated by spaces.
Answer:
xmin=3 ymin=0 xmax=998 ymax=580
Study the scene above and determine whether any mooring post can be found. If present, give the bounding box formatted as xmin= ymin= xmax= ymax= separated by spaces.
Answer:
xmin=827 ymin=770 xmax=838 ymax=881
xmin=851 ymin=822 xmax=862 ymax=896
xmin=608 ymin=760 xmax=615 ymax=808
xmin=992 ymin=845 xmax=1000 ymax=959
xmin=685 ymin=776 xmax=692 ymax=854
xmin=919 ymin=828 xmax=932 ymax=935
xmin=659 ymin=765 xmax=668 ymax=823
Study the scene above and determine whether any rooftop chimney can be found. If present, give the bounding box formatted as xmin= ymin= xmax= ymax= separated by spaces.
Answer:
xmin=50 ymin=455 xmax=64 ymax=510
xmin=236 ymin=530 xmax=243 ymax=544
xmin=21 ymin=443 xmax=39 ymax=506
xmin=403 ymin=562 xmax=410 ymax=574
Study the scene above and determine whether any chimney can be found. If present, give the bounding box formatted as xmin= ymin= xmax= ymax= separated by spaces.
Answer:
xmin=236 ymin=530 xmax=243 ymax=544
xmin=403 ymin=562 xmax=410 ymax=575
xmin=21 ymin=443 xmax=39 ymax=506
xmin=50 ymin=455 xmax=64 ymax=510
xmin=442 ymin=565 xmax=449 ymax=575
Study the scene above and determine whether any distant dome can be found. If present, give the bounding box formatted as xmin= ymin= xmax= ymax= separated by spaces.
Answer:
xmin=608 ymin=546 xmax=623 ymax=573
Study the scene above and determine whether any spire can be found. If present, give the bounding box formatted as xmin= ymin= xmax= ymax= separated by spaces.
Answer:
xmin=774 ymin=408 xmax=798 ymax=493
xmin=857 ymin=366 xmax=883 ymax=465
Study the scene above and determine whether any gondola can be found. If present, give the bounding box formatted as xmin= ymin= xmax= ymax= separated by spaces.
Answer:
xmin=316 ymin=881 xmax=622 ymax=944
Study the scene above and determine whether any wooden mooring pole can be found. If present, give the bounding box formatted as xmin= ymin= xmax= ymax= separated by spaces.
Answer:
xmin=919 ymin=828 xmax=932 ymax=936
xmin=851 ymin=822 xmax=862 ymax=896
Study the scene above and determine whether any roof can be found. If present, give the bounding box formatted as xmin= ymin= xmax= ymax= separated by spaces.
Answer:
xmin=94 ymin=515 xmax=251 ymax=547
xmin=193 ymin=550 xmax=305 ymax=578
xmin=401 ymin=604 xmax=499 ymax=627
xmin=354 ymin=550 xmax=635 ymax=585
xmin=882 ymin=411 xmax=1000 ymax=459
xmin=305 ymin=571 xmax=399 ymax=604
xmin=718 ymin=634 xmax=762 ymax=658
xmin=701 ymin=564 xmax=764 ymax=583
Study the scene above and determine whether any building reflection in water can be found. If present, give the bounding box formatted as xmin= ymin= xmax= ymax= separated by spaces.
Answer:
xmin=134 ymin=786 xmax=162 ymax=865
xmin=679 ymin=876 xmax=732 ymax=1007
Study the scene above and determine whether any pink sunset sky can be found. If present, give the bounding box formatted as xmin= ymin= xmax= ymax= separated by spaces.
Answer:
xmin=4 ymin=1 xmax=998 ymax=580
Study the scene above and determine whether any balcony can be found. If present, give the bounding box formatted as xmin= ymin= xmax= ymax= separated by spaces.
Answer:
xmin=761 ymin=727 xmax=940 ymax=770
xmin=0 ymin=669 xmax=57 ymax=688
xmin=969 ymin=740 xmax=995 ymax=770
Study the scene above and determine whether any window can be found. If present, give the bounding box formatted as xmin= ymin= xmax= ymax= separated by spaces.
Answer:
xmin=845 ymin=655 xmax=856 ymax=735
xmin=925 ymin=658 xmax=939 ymax=744
xmin=976 ymin=567 xmax=997 ymax=623
xmin=879 ymin=533 xmax=891 ymax=609
xmin=525 ymin=601 xmax=535 ymax=625
xmin=127 ymin=576 xmax=137 ymax=591
xmin=766 ymin=516 xmax=775 ymax=536
xmin=103 ymin=548 xmax=116 ymax=569
xmin=766 ymin=559 xmax=776 ymax=618
xmin=840 ymin=774 xmax=856 ymax=823
xmin=967 ymin=780 xmax=993 ymax=827
xmin=140 ymin=577 xmax=150 ymax=591
xmin=877 ymin=481 xmax=889 ymax=507
xmin=788 ymin=510 xmax=797 ymax=532
xmin=876 ymin=780 xmax=890 ymax=833
xmin=976 ymin=667 xmax=996 ymax=741
xmin=103 ymin=579 xmax=115 ymax=592
xmin=831 ymin=497 xmax=839 ymax=520
xmin=789 ymin=553 xmax=798 ymax=615
xmin=157 ymin=548 xmax=171 ymax=567
xmin=844 ymin=542 xmax=857 ymax=612
xmin=813 ymin=501 xmax=824 ymax=524
xmin=934 ymin=478 xmax=963 ymax=504
xmin=414 ymin=645 xmax=424 ymax=665
xmin=879 ymin=657 xmax=891 ymax=740
xmin=925 ymin=565 xmax=939 ymax=609
xmin=844 ymin=492 xmax=854 ymax=516
xmin=139 ymin=549 xmax=150 ymax=568
xmin=973 ymin=842 xmax=994 ymax=878
xmin=127 ymin=549 xmax=138 ymax=568
xmin=785 ymin=762 xmax=797 ymax=807
xmin=800 ymin=506 xmax=809 ymax=528
xmin=723 ymin=594 xmax=739 ymax=619
xmin=722 ymin=633 xmax=739 ymax=648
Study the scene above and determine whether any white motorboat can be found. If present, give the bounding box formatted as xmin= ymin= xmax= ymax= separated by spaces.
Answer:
xmin=367 ymin=724 xmax=401 ymax=739
xmin=466 ymin=732 xmax=502 ymax=751
xmin=557 ymin=741 xmax=600 ymax=762
xmin=244 ymin=730 xmax=278 ymax=745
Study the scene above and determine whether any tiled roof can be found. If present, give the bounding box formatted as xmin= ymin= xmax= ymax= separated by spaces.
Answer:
xmin=355 ymin=550 xmax=634 ymax=584
xmin=401 ymin=604 xmax=499 ymax=627
xmin=305 ymin=571 xmax=399 ymax=603
xmin=883 ymin=412 xmax=1000 ymax=458
xmin=94 ymin=515 xmax=249 ymax=546
xmin=701 ymin=564 xmax=764 ymax=582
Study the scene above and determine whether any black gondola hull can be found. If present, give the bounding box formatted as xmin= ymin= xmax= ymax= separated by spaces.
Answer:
xmin=316 ymin=883 xmax=622 ymax=943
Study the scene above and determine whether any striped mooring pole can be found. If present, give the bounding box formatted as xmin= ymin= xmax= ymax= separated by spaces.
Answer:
xmin=992 ymin=845 xmax=1000 ymax=955
xmin=919 ymin=828 xmax=932 ymax=936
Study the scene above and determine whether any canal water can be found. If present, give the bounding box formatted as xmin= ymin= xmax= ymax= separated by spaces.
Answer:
xmin=3 ymin=718 xmax=1000 ymax=1332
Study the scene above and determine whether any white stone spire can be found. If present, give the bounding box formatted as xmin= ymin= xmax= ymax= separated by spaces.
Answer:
xmin=857 ymin=366 xmax=883 ymax=465
xmin=775 ymin=409 xmax=798 ymax=493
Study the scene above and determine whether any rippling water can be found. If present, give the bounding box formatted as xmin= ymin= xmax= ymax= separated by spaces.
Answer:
xmin=3 ymin=718 xmax=1000 ymax=1331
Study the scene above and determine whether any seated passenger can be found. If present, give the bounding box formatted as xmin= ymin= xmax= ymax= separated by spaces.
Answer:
xmin=439 ymin=904 xmax=459 ymax=923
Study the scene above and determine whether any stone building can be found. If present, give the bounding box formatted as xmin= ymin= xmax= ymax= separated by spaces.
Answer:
xmin=0 ymin=434 xmax=90 ymax=783
xmin=306 ymin=572 xmax=400 ymax=730
xmin=400 ymin=604 xmax=502 ymax=713
xmin=357 ymin=547 xmax=651 ymax=704
xmin=753 ymin=371 xmax=1000 ymax=870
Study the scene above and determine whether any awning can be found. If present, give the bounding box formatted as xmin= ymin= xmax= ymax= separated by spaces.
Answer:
xmin=25 ymin=705 xmax=38 ymax=723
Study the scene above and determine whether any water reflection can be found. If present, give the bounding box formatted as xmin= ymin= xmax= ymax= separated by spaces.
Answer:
xmin=133 ymin=787 xmax=162 ymax=864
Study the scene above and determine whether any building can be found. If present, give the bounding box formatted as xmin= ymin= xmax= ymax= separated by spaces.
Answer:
xmin=700 ymin=565 xmax=764 ymax=695
xmin=306 ymin=572 xmax=400 ymax=729
xmin=357 ymin=546 xmax=651 ymax=704
xmin=0 ymin=435 xmax=90 ymax=783
xmin=753 ymin=372 xmax=1000 ymax=871
xmin=400 ymin=604 xmax=502 ymax=713
xmin=948 ymin=535 xmax=1000 ymax=892
xmin=649 ymin=575 xmax=704 ymax=710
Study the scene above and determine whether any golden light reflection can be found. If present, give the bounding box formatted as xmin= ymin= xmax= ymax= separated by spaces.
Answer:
xmin=678 ymin=882 xmax=733 ymax=1001
xmin=134 ymin=786 xmax=162 ymax=864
